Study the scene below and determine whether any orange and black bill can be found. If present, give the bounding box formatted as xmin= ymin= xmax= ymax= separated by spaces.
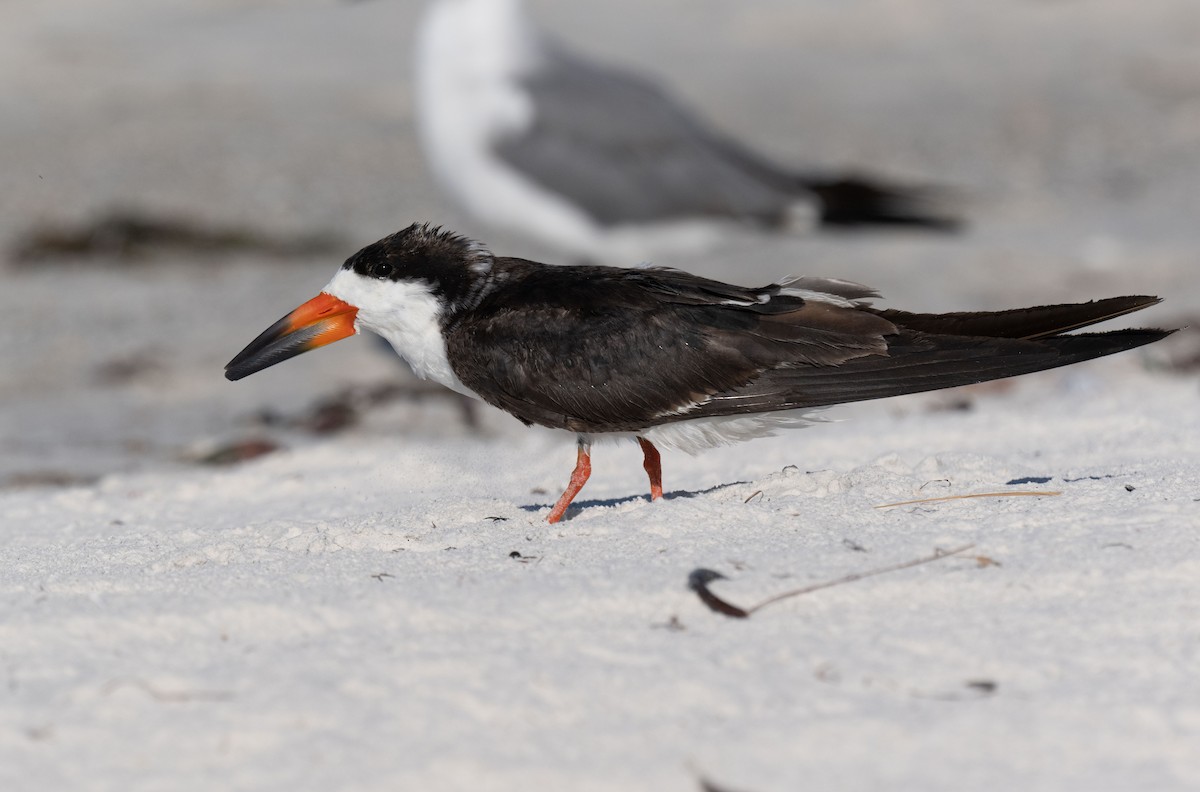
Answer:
xmin=225 ymin=293 xmax=358 ymax=381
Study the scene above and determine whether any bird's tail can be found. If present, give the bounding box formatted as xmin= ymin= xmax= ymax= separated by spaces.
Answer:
xmin=799 ymin=174 xmax=963 ymax=231
xmin=702 ymin=133 xmax=963 ymax=230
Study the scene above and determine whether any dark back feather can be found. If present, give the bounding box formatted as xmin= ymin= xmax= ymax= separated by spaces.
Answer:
xmin=445 ymin=262 xmax=895 ymax=432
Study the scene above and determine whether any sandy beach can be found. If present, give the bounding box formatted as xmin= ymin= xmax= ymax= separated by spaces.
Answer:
xmin=2 ymin=1 xmax=1198 ymax=789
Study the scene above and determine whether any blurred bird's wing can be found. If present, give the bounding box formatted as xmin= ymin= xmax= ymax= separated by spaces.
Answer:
xmin=495 ymin=43 xmax=796 ymax=226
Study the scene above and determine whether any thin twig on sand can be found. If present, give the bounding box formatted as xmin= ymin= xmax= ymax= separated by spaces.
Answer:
xmin=689 ymin=544 xmax=974 ymax=619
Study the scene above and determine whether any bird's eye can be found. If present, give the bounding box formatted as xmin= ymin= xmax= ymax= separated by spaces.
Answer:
xmin=371 ymin=261 xmax=394 ymax=279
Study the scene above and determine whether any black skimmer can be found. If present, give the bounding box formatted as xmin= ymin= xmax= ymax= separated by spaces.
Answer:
xmin=414 ymin=0 xmax=961 ymax=263
xmin=226 ymin=223 xmax=1169 ymax=522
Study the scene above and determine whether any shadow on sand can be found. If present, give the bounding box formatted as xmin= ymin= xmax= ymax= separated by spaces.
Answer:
xmin=519 ymin=480 xmax=749 ymax=521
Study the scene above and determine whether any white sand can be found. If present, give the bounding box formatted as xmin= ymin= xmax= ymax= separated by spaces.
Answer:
xmin=2 ymin=1 xmax=1199 ymax=790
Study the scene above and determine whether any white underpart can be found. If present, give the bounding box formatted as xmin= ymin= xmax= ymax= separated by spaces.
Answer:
xmin=621 ymin=411 xmax=828 ymax=455
xmin=322 ymin=269 xmax=480 ymax=399
xmin=415 ymin=0 xmax=738 ymax=263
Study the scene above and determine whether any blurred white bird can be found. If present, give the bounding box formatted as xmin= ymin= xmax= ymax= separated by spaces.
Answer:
xmin=414 ymin=0 xmax=960 ymax=262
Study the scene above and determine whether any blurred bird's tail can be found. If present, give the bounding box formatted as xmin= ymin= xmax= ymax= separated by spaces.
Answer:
xmin=799 ymin=174 xmax=963 ymax=232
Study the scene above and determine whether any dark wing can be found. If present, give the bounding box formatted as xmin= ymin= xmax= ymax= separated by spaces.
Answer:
xmin=443 ymin=264 xmax=896 ymax=433
xmin=446 ymin=261 xmax=1168 ymax=431
xmin=499 ymin=43 xmax=961 ymax=230
xmin=496 ymin=44 xmax=796 ymax=226
xmin=676 ymin=298 xmax=1169 ymax=420
xmin=869 ymin=296 xmax=1160 ymax=340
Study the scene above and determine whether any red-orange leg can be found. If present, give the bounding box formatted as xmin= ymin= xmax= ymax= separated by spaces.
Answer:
xmin=547 ymin=438 xmax=592 ymax=523
xmin=637 ymin=437 xmax=663 ymax=500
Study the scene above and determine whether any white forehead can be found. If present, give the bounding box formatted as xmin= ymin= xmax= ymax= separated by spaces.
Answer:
xmin=322 ymin=268 xmax=439 ymax=321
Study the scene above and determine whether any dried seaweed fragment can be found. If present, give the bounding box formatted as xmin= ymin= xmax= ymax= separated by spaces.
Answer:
xmin=11 ymin=209 xmax=345 ymax=263
xmin=688 ymin=569 xmax=751 ymax=618
xmin=689 ymin=544 xmax=974 ymax=619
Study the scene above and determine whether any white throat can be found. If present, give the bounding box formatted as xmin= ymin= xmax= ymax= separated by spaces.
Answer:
xmin=322 ymin=269 xmax=479 ymax=399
